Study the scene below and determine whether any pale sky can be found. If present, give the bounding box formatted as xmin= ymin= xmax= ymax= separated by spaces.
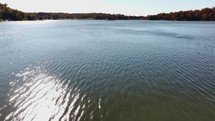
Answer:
xmin=0 ymin=0 xmax=215 ymax=16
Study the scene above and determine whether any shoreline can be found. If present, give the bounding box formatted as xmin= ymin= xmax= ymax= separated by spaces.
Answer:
xmin=1 ymin=19 xmax=215 ymax=22
xmin=1 ymin=3 xmax=215 ymax=22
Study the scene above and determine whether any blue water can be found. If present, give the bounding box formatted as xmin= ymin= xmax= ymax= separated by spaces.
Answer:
xmin=0 ymin=20 xmax=215 ymax=121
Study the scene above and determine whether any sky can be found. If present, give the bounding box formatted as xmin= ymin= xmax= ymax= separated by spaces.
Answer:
xmin=0 ymin=0 xmax=215 ymax=16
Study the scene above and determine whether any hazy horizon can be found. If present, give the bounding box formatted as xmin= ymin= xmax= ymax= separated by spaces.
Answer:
xmin=1 ymin=0 xmax=215 ymax=16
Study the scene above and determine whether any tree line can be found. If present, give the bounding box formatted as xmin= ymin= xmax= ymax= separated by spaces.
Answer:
xmin=147 ymin=8 xmax=215 ymax=21
xmin=0 ymin=3 xmax=144 ymax=21
xmin=1 ymin=3 xmax=215 ymax=21
xmin=0 ymin=3 xmax=36 ymax=20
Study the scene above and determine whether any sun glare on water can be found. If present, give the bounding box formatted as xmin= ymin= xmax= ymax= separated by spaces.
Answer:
xmin=4 ymin=67 xmax=80 ymax=121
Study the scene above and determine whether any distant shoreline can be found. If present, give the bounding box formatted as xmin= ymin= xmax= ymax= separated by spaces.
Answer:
xmin=1 ymin=3 xmax=215 ymax=21
xmin=0 ymin=19 xmax=215 ymax=23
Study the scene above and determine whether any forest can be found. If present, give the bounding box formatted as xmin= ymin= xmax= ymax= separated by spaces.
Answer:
xmin=0 ymin=3 xmax=215 ymax=21
xmin=147 ymin=8 xmax=215 ymax=21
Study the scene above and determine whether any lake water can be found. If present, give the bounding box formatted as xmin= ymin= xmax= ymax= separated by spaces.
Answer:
xmin=0 ymin=20 xmax=215 ymax=121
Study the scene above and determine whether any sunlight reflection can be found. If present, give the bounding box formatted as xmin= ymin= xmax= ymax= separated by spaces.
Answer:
xmin=5 ymin=67 xmax=80 ymax=121
xmin=8 ymin=20 xmax=59 ymax=25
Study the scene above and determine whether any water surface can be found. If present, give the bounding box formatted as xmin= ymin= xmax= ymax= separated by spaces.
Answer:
xmin=0 ymin=20 xmax=215 ymax=121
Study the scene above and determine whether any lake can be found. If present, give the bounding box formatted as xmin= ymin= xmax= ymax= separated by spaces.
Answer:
xmin=0 ymin=20 xmax=215 ymax=121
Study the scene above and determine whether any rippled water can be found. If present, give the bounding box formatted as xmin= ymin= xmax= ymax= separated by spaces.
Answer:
xmin=0 ymin=20 xmax=215 ymax=121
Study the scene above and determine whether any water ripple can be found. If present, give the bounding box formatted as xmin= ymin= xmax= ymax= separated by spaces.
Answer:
xmin=3 ymin=67 xmax=81 ymax=121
